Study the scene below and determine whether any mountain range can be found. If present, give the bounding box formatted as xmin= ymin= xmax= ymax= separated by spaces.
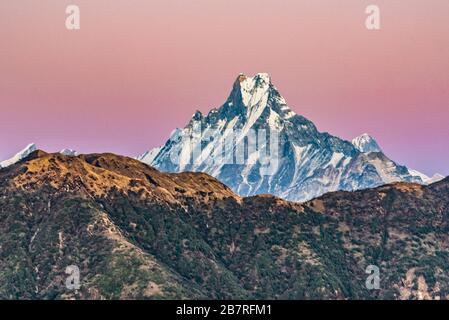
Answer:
xmin=139 ymin=73 xmax=443 ymax=202
xmin=0 ymin=143 xmax=37 ymax=169
xmin=0 ymin=150 xmax=448 ymax=299
xmin=0 ymin=144 xmax=77 ymax=169
xmin=1 ymin=74 xmax=443 ymax=201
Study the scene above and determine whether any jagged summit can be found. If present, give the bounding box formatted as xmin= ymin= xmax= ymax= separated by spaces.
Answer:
xmin=205 ymin=72 xmax=297 ymax=131
xmin=352 ymin=133 xmax=382 ymax=153
xmin=139 ymin=74 xmax=429 ymax=201
xmin=233 ymin=73 xmax=271 ymax=87
xmin=192 ymin=110 xmax=203 ymax=119
xmin=219 ymin=73 xmax=281 ymax=122
xmin=230 ymin=73 xmax=276 ymax=107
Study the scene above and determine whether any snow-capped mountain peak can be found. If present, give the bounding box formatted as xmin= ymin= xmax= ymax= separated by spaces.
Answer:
xmin=60 ymin=149 xmax=78 ymax=156
xmin=222 ymin=73 xmax=272 ymax=121
xmin=237 ymin=73 xmax=271 ymax=107
xmin=1 ymin=145 xmax=83 ymax=168
xmin=352 ymin=133 xmax=382 ymax=153
xmin=218 ymin=73 xmax=298 ymax=131
xmin=408 ymin=169 xmax=445 ymax=185
xmin=0 ymin=143 xmax=37 ymax=168
xmin=428 ymin=173 xmax=446 ymax=184
xmin=139 ymin=73 xmax=428 ymax=202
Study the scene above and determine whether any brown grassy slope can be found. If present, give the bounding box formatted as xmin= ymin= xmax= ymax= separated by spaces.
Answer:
xmin=0 ymin=150 xmax=448 ymax=300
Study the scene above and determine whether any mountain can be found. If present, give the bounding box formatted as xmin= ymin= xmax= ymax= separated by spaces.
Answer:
xmin=141 ymin=73 xmax=425 ymax=202
xmin=351 ymin=136 xmax=444 ymax=185
xmin=0 ymin=151 xmax=235 ymax=299
xmin=0 ymin=143 xmax=37 ymax=168
xmin=427 ymin=173 xmax=446 ymax=184
xmin=408 ymin=170 xmax=445 ymax=185
xmin=60 ymin=149 xmax=78 ymax=157
xmin=0 ymin=145 xmax=78 ymax=168
xmin=0 ymin=150 xmax=448 ymax=299
xmin=352 ymin=133 xmax=382 ymax=153
xmin=137 ymin=147 xmax=161 ymax=165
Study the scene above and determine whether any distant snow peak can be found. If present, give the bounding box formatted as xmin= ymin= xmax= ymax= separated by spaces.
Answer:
xmin=0 ymin=143 xmax=37 ymax=168
xmin=428 ymin=174 xmax=445 ymax=184
xmin=352 ymin=133 xmax=382 ymax=153
xmin=60 ymin=149 xmax=78 ymax=157
xmin=408 ymin=169 xmax=445 ymax=185
xmin=1 ymin=145 xmax=82 ymax=168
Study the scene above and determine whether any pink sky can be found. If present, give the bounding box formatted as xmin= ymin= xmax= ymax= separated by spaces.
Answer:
xmin=1 ymin=0 xmax=448 ymax=175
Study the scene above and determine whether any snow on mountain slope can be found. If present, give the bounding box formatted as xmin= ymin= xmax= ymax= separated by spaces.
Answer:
xmin=137 ymin=147 xmax=161 ymax=165
xmin=0 ymin=143 xmax=37 ymax=168
xmin=351 ymin=135 xmax=444 ymax=185
xmin=408 ymin=169 xmax=430 ymax=182
xmin=60 ymin=149 xmax=78 ymax=156
xmin=352 ymin=133 xmax=382 ymax=153
xmin=408 ymin=169 xmax=445 ymax=185
xmin=140 ymin=73 xmax=427 ymax=201
xmin=427 ymin=174 xmax=445 ymax=184
xmin=353 ymin=135 xmax=444 ymax=185
xmin=1 ymin=145 xmax=81 ymax=168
